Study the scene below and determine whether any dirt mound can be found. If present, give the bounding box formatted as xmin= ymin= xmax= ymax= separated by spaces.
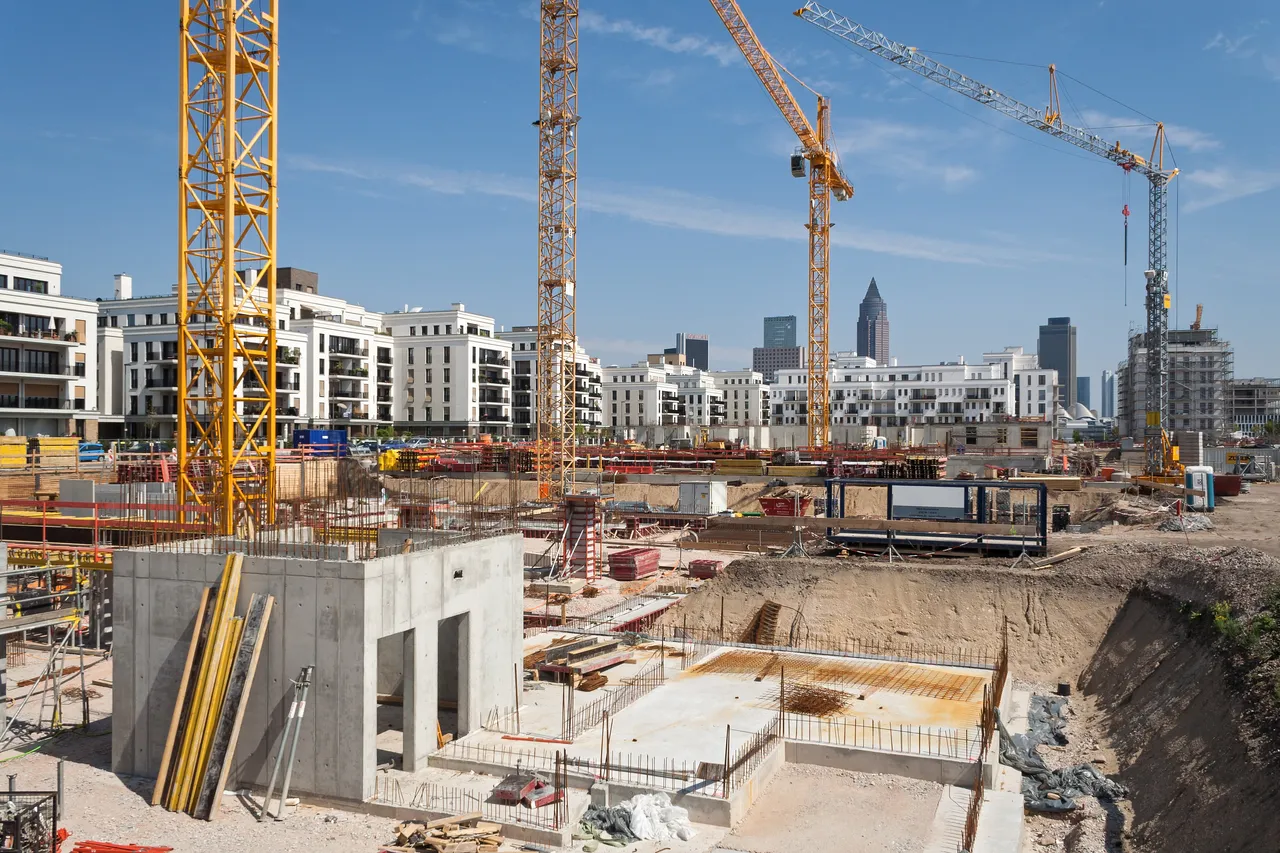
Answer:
xmin=1081 ymin=592 xmax=1280 ymax=852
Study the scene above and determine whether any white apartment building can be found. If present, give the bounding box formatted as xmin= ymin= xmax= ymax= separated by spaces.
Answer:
xmin=383 ymin=304 xmax=513 ymax=439
xmin=499 ymin=327 xmax=603 ymax=441
xmin=95 ymin=267 xmax=392 ymax=441
xmin=0 ymin=251 xmax=100 ymax=438
xmin=982 ymin=346 xmax=1060 ymax=420
xmin=770 ymin=349 xmax=1058 ymax=428
xmin=667 ymin=365 xmax=727 ymax=427
xmin=711 ymin=369 xmax=770 ymax=426
xmin=602 ymin=363 xmax=680 ymax=434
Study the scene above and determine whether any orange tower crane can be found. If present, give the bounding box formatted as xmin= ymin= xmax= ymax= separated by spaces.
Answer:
xmin=708 ymin=0 xmax=853 ymax=449
xmin=178 ymin=0 xmax=278 ymax=533
xmin=535 ymin=0 xmax=579 ymax=500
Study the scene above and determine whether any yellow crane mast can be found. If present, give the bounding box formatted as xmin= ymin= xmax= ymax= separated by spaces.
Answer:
xmin=178 ymin=0 xmax=278 ymax=534
xmin=708 ymin=0 xmax=853 ymax=449
xmin=535 ymin=0 xmax=579 ymax=500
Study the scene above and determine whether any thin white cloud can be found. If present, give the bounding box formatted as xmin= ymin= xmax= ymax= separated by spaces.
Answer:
xmin=1078 ymin=110 xmax=1221 ymax=154
xmin=1182 ymin=167 xmax=1280 ymax=211
xmin=830 ymin=118 xmax=980 ymax=189
xmin=578 ymin=11 xmax=740 ymax=67
xmin=286 ymin=155 xmax=1069 ymax=267
xmin=1204 ymin=31 xmax=1258 ymax=56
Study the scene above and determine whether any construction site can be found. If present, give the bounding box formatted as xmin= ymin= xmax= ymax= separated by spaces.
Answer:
xmin=0 ymin=2 xmax=1276 ymax=853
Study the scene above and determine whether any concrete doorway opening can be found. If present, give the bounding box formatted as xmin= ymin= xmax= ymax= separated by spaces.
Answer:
xmin=376 ymin=628 xmax=414 ymax=769
xmin=438 ymin=613 xmax=469 ymax=740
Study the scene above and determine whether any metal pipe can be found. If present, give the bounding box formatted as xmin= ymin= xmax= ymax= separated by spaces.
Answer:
xmin=56 ymin=760 xmax=63 ymax=819
xmin=273 ymin=665 xmax=313 ymax=821
xmin=259 ymin=665 xmax=311 ymax=821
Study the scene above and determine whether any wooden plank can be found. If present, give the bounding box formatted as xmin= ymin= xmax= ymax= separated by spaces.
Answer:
xmin=169 ymin=553 xmax=242 ymax=812
xmin=424 ymin=812 xmax=483 ymax=830
xmin=709 ymin=515 xmax=1039 ymax=536
xmin=151 ymin=586 xmax=212 ymax=806
xmin=195 ymin=592 xmax=275 ymax=820
xmin=540 ymin=637 xmax=598 ymax=661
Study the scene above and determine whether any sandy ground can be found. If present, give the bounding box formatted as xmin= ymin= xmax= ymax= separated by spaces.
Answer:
xmin=724 ymin=765 xmax=942 ymax=853
xmin=1054 ymin=482 xmax=1280 ymax=557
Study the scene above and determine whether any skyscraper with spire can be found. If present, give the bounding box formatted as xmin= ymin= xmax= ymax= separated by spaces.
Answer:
xmin=856 ymin=278 xmax=890 ymax=363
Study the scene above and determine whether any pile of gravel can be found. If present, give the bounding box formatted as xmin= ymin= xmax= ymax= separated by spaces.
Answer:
xmin=1157 ymin=514 xmax=1215 ymax=533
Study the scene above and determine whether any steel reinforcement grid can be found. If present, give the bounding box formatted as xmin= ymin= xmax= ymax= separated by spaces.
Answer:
xmin=668 ymin=624 xmax=1002 ymax=671
xmin=371 ymin=776 xmax=564 ymax=830
xmin=780 ymin=713 xmax=986 ymax=761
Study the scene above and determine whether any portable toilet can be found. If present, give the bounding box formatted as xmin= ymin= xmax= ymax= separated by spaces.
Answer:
xmin=1185 ymin=465 xmax=1215 ymax=512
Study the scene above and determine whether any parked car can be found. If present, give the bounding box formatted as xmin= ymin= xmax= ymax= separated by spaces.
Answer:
xmin=78 ymin=442 xmax=106 ymax=462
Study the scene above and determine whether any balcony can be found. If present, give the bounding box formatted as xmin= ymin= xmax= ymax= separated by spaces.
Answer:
xmin=276 ymin=348 xmax=301 ymax=365
xmin=479 ymin=373 xmax=510 ymax=386
xmin=329 ymin=365 xmax=369 ymax=378
xmin=660 ymin=414 xmax=677 ymax=425
xmin=0 ymin=396 xmax=71 ymax=410
xmin=376 ymin=370 xmax=393 ymax=384
xmin=145 ymin=376 xmax=179 ymax=389
xmin=478 ymin=355 xmax=510 ymax=367
xmin=589 ymin=387 xmax=602 ymax=398
xmin=479 ymin=394 xmax=510 ymax=405
xmin=0 ymin=362 xmax=82 ymax=379
xmin=276 ymin=406 xmax=300 ymax=417
xmin=328 ymin=344 xmax=368 ymax=358
xmin=0 ymin=328 xmax=81 ymax=346
xmin=376 ymin=352 xmax=393 ymax=365
xmin=276 ymin=376 xmax=301 ymax=391
xmin=376 ymin=392 xmax=392 ymax=403
xmin=330 ymin=389 xmax=366 ymax=401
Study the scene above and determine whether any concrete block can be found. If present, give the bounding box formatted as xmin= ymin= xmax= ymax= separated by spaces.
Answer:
xmin=529 ymin=578 xmax=586 ymax=596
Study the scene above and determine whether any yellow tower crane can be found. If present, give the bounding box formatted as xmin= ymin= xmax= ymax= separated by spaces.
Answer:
xmin=535 ymin=0 xmax=580 ymax=500
xmin=708 ymin=0 xmax=854 ymax=449
xmin=178 ymin=0 xmax=278 ymax=534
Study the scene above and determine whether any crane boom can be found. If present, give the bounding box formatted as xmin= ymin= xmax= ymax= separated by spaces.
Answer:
xmin=798 ymin=2 xmax=1178 ymax=475
xmin=709 ymin=0 xmax=852 ymax=448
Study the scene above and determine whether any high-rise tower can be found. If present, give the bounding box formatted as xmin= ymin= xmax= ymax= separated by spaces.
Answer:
xmin=856 ymin=278 xmax=889 ymax=363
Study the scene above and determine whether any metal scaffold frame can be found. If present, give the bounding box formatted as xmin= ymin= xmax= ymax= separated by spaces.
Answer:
xmin=178 ymin=0 xmax=279 ymax=533
xmin=536 ymin=0 xmax=579 ymax=500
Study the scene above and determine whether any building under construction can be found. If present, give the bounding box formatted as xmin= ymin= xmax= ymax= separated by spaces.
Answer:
xmin=1117 ymin=328 xmax=1234 ymax=441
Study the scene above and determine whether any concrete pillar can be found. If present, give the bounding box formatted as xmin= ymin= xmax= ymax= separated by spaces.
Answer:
xmin=402 ymin=627 xmax=436 ymax=773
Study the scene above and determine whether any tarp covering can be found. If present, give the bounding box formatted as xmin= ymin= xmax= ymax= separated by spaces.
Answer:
xmin=998 ymin=695 xmax=1128 ymax=812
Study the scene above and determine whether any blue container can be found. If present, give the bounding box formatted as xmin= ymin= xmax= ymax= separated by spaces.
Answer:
xmin=293 ymin=428 xmax=348 ymax=457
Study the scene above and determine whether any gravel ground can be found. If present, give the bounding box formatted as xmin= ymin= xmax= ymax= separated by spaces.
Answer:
xmin=5 ymin=724 xmax=400 ymax=853
xmin=724 ymin=764 xmax=942 ymax=853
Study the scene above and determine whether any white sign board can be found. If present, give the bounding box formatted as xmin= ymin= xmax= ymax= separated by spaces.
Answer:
xmin=891 ymin=485 xmax=966 ymax=521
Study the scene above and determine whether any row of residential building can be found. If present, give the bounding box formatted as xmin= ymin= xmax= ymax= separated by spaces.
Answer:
xmin=3 ymin=250 xmax=1274 ymax=443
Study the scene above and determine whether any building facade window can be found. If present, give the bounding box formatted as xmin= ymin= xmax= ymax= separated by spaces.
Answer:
xmin=13 ymin=278 xmax=47 ymax=294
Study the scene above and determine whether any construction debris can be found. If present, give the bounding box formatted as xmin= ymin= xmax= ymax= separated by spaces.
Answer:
xmin=388 ymin=813 xmax=503 ymax=853
xmin=688 ymin=559 xmax=724 ymax=579
xmin=71 ymin=844 xmax=175 ymax=853
xmin=1158 ymin=513 xmax=1215 ymax=532
xmin=997 ymin=696 xmax=1127 ymax=812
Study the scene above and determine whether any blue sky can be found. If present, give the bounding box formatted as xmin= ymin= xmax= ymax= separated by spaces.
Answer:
xmin=2 ymin=1 xmax=1277 ymax=391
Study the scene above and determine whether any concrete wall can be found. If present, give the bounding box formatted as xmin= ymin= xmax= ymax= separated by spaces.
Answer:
xmin=111 ymin=533 xmax=524 ymax=802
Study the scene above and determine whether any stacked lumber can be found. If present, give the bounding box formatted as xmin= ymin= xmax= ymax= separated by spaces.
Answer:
xmin=714 ymin=458 xmax=765 ymax=476
xmin=608 ymin=547 xmax=660 ymax=580
xmin=151 ymin=553 xmax=275 ymax=820
xmin=688 ymin=559 xmax=724 ymax=579
xmin=387 ymin=813 xmax=504 ymax=853
xmin=537 ymin=636 xmax=633 ymax=678
xmin=0 ymin=436 xmax=26 ymax=469
xmin=35 ymin=436 xmax=78 ymax=468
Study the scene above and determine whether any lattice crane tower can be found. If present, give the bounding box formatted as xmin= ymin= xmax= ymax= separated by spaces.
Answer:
xmin=178 ymin=0 xmax=278 ymax=533
xmin=535 ymin=0 xmax=580 ymax=500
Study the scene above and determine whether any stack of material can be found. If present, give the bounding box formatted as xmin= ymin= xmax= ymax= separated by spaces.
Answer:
xmin=714 ymin=457 xmax=765 ymax=476
xmin=537 ymin=637 xmax=634 ymax=679
xmin=151 ymin=553 xmax=275 ymax=820
xmin=608 ymin=547 xmax=660 ymax=580
xmin=688 ymin=559 xmax=724 ymax=579
xmin=35 ymin=436 xmax=78 ymax=468
xmin=387 ymin=813 xmax=504 ymax=853
xmin=0 ymin=436 xmax=26 ymax=469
